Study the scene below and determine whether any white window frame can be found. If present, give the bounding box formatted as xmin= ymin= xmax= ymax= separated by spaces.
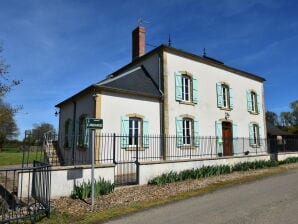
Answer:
xmin=182 ymin=75 xmax=191 ymax=102
xmin=252 ymin=124 xmax=260 ymax=145
xmin=182 ymin=118 xmax=193 ymax=145
xmin=129 ymin=118 xmax=142 ymax=146
xmin=222 ymin=84 xmax=230 ymax=109
xmin=250 ymin=91 xmax=257 ymax=113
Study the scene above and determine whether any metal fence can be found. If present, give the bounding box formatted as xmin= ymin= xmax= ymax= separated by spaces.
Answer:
xmin=0 ymin=161 xmax=51 ymax=223
xmin=50 ymin=134 xmax=273 ymax=166
xmin=268 ymin=137 xmax=298 ymax=154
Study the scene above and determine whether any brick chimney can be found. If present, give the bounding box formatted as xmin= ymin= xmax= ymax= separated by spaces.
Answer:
xmin=132 ymin=26 xmax=145 ymax=60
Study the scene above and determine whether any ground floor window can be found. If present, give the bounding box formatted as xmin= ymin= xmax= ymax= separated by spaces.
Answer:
xmin=249 ymin=123 xmax=260 ymax=146
xmin=182 ymin=118 xmax=193 ymax=145
xmin=129 ymin=118 xmax=142 ymax=146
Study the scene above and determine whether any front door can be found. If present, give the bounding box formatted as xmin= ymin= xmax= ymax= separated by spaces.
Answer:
xmin=222 ymin=122 xmax=233 ymax=156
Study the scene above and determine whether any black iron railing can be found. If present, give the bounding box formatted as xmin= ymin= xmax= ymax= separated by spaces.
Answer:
xmin=43 ymin=134 xmax=283 ymax=166
xmin=0 ymin=161 xmax=51 ymax=223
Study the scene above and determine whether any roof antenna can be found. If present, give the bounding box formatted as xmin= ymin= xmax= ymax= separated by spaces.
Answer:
xmin=168 ymin=34 xmax=172 ymax=47
xmin=203 ymin=48 xmax=206 ymax=57
xmin=137 ymin=18 xmax=150 ymax=26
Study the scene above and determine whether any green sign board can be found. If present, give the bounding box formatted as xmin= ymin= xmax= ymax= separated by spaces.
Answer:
xmin=86 ymin=118 xmax=103 ymax=129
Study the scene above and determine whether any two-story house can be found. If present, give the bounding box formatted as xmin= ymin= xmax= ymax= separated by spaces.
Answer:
xmin=55 ymin=26 xmax=266 ymax=164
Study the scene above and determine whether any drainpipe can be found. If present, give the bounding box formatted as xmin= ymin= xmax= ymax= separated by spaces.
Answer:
xmin=158 ymin=53 xmax=165 ymax=160
xmin=72 ymin=101 xmax=77 ymax=165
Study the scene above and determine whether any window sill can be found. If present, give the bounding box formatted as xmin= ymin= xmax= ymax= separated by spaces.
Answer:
xmin=125 ymin=146 xmax=146 ymax=151
xmin=178 ymin=101 xmax=196 ymax=106
xmin=179 ymin=145 xmax=199 ymax=150
xmin=249 ymin=111 xmax=259 ymax=115
xmin=219 ymin=107 xmax=232 ymax=111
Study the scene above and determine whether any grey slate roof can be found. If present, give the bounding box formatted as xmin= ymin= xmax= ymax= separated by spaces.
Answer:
xmin=96 ymin=66 xmax=161 ymax=97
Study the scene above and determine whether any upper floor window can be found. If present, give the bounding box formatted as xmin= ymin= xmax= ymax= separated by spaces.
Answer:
xmin=175 ymin=72 xmax=198 ymax=104
xmin=120 ymin=115 xmax=149 ymax=149
xmin=182 ymin=75 xmax=191 ymax=101
xmin=247 ymin=90 xmax=260 ymax=114
xmin=216 ymin=82 xmax=233 ymax=110
xmin=176 ymin=116 xmax=199 ymax=147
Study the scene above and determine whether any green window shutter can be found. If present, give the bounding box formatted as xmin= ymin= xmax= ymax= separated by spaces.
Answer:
xmin=192 ymin=78 xmax=198 ymax=104
xmin=83 ymin=118 xmax=89 ymax=148
xmin=258 ymin=125 xmax=263 ymax=146
xmin=120 ymin=116 xmax=129 ymax=148
xmin=215 ymin=121 xmax=223 ymax=154
xmin=232 ymin=123 xmax=238 ymax=154
xmin=193 ymin=119 xmax=199 ymax=147
xmin=176 ymin=117 xmax=183 ymax=147
xmin=216 ymin=83 xmax=223 ymax=108
xmin=257 ymin=93 xmax=261 ymax=113
xmin=247 ymin=90 xmax=252 ymax=112
xmin=229 ymin=87 xmax=234 ymax=109
xmin=143 ymin=118 xmax=149 ymax=148
xmin=175 ymin=72 xmax=182 ymax=101
xmin=68 ymin=119 xmax=73 ymax=147
xmin=248 ymin=124 xmax=254 ymax=145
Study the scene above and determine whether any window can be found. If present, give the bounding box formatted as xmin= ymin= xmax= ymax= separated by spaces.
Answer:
xmin=175 ymin=72 xmax=198 ymax=104
xmin=222 ymin=84 xmax=230 ymax=108
xmin=216 ymin=83 xmax=233 ymax=109
xmin=120 ymin=115 xmax=149 ymax=149
xmin=78 ymin=114 xmax=89 ymax=149
xmin=64 ymin=119 xmax=72 ymax=148
xmin=129 ymin=118 xmax=141 ymax=146
xmin=182 ymin=118 xmax=192 ymax=145
xmin=182 ymin=75 xmax=190 ymax=101
xmin=247 ymin=90 xmax=260 ymax=113
xmin=176 ymin=117 xmax=199 ymax=147
xmin=249 ymin=123 xmax=261 ymax=146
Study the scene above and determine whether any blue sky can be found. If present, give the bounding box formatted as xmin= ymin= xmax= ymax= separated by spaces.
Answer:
xmin=0 ymin=0 xmax=298 ymax=139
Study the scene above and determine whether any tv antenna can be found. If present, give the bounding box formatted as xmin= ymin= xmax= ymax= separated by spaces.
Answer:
xmin=137 ymin=18 xmax=150 ymax=26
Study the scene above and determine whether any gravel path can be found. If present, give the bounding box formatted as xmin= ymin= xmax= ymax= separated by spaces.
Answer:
xmin=52 ymin=164 xmax=298 ymax=216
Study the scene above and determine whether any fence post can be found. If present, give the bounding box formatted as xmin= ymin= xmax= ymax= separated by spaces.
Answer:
xmin=113 ymin=133 xmax=116 ymax=164
xmin=136 ymin=136 xmax=139 ymax=184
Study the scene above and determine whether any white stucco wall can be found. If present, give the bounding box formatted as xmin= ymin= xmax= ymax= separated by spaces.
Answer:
xmin=18 ymin=164 xmax=115 ymax=198
xmin=139 ymin=155 xmax=270 ymax=185
xmin=165 ymin=52 xmax=266 ymax=139
xmin=58 ymin=93 xmax=94 ymax=164
xmin=100 ymin=91 xmax=161 ymax=134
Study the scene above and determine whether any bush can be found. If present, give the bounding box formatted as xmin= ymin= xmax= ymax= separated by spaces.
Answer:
xmin=278 ymin=157 xmax=298 ymax=165
xmin=148 ymin=165 xmax=231 ymax=185
xmin=148 ymin=157 xmax=298 ymax=185
xmin=71 ymin=177 xmax=114 ymax=199
xmin=232 ymin=160 xmax=279 ymax=172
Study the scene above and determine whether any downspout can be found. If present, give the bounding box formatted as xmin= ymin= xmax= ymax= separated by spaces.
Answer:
xmin=158 ymin=53 xmax=165 ymax=159
xmin=72 ymin=101 xmax=77 ymax=165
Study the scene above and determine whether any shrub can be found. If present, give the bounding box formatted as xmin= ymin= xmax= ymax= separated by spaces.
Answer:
xmin=148 ymin=165 xmax=231 ymax=185
xmin=71 ymin=177 xmax=114 ymax=199
xmin=232 ymin=160 xmax=279 ymax=172
xmin=278 ymin=157 xmax=298 ymax=165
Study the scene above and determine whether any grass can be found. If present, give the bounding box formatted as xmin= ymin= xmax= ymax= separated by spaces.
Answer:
xmin=0 ymin=147 xmax=44 ymax=166
xmin=40 ymin=163 xmax=298 ymax=224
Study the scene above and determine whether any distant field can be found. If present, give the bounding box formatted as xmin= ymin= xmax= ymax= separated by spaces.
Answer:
xmin=0 ymin=147 xmax=44 ymax=166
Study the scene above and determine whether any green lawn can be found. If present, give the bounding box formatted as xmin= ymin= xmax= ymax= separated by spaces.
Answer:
xmin=0 ymin=148 xmax=44 ymax=166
